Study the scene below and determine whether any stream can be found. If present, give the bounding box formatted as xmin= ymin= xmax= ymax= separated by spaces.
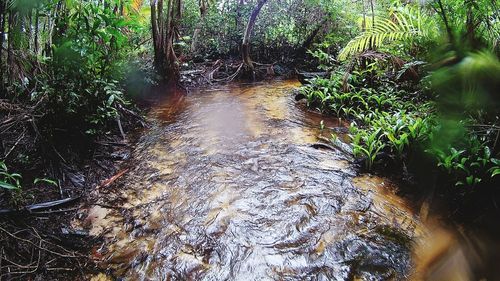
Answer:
xmin=85 ymin=80 xmax=424 ymax=280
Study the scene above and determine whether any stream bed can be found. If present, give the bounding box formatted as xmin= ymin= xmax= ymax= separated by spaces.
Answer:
xmin=84 ymin=80 xmax=424 ymax=280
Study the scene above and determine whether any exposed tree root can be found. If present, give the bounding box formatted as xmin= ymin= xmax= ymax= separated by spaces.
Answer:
xmin=0 ymin=94 xmax=142 ymax=279
xmin=0 ymin=222 xmax=91 ymax=279
xmin=180 ymin=59 xmax=286 ymax=87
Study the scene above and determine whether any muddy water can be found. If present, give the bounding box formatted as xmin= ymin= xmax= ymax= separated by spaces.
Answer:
xmin=88 ymin=80 xmax=423 ymax=280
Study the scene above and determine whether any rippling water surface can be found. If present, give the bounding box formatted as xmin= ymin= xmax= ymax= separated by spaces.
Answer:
xmin=86 ymin=80 xmax=423 ymax=280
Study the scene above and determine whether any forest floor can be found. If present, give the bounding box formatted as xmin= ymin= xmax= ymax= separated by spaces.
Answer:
xmin=0 ymin=101 xmax=146 ymax=279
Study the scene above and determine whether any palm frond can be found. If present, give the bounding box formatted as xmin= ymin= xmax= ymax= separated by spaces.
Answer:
xmin=131 ymin=0 xmax=144 ymax=12
xmin=338 ymin=7 xmax=432 ymax=61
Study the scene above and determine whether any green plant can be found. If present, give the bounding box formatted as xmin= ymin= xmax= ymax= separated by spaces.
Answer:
xmin=407 ymin=117 xmax=430 ymax=141
xmin=0 ymin=161 xmax=22 ymax=191
xmin=489 ymin=159 xmax=500 ymax=178
xmin=387 ymin=132 xmax=409 ymax=159
xmin=430 ymin=140 xmax=498 ymax=186
xmin=307 ymin=49 xmax=335 ymax=71
xmin=34 ymin=178 xmax=58 ymax=187
xmin=351 ymin=127 xmax=386 ymax=171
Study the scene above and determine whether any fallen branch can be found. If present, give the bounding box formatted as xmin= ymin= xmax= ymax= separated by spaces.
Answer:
xmin=0 ymin=197 xmax=80 ymax=215
xmin=2 ymin=129 xmax=26 ymax=160
xmin=180 ymin=69 xmax=204 ymax=75
xmin=97 ymin=168 xmax=129 ymax=189
xmin=94 ymin=141 xmax=129 ymax=147
xmin=116 ymin=115 xmax=126 ymax=141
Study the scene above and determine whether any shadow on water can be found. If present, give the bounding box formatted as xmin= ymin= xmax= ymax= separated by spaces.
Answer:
xmin=83 ymin=80 xmax=429 ymax=280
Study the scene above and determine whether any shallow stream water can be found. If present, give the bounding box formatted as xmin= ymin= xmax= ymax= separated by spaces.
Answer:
xmin=86 ymin=80 xmax=424 ymax=280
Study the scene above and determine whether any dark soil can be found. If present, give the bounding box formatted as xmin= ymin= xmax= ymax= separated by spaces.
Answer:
xmin=0 ymin=100 xmax=146 ymax=280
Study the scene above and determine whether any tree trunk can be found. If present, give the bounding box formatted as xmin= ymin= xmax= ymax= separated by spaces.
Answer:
xmin=0 ymin=0 xmax=5 ymax=87
xmin=151 ymin=0 xmax=181 ymax=83
xmin=464 ymin=0 xmax=478 ymax=48
xmin=296 ymin=18 xmax=327 ymax=57
xmin=435 ymin=0 xmax=454 ymax=44
xmin=190 ymin=27 xmax=201 ymax=53
xmin=34 ymin=9 xmax=39 ymax=55
xmin=7 ymin=11 xmax=15 ymax=82
xmin=369 ymin=0 xmax=375 ymax=28
xmin=241 ymin=0 xmax=268 ymax=79
xmin=190 ymin=0 xmax=207 ymax=53
xmin=151 ymin=0 xmax=163 ymax=73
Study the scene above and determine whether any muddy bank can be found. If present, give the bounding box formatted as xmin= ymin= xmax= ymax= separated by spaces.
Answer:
xmin=0 ymin=106 xmax=144 ymax=279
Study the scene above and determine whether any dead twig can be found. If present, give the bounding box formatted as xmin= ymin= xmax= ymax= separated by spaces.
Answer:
xmin=0 ymin=225 xmax=79 ymax=258
xmin=2 ymin=129 xmax=26 ymax=160
xmin=116 ymin=115 xmax=126 ymax=141
xmin=97 ymin=168 xmax=129 ymax=189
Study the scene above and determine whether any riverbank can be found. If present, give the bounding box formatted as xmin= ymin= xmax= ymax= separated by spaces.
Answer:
xmin=0 ymin=98 xmax=147 ymax=279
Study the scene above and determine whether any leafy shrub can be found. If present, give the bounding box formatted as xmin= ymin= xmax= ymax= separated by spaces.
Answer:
xmin=30 ymin=1 xmax=140 ymax=137
xmin=301 ymin=50 xmax=499 ymax=187
xmin=301 ymin=68 xmax=434 ymax=171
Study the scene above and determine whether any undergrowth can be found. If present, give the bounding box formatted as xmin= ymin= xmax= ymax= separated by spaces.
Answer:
xmin=300 ymin=53 xmax=499 ymax=188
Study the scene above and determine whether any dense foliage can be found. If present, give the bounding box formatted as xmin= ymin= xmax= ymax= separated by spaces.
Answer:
xmin=0 ymin=0 xmax=152 ymax=204
xmin=300 ymin=0 xmax=499 ymax=189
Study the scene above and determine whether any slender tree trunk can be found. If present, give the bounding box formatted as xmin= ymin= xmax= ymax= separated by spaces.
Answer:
xmin=151 ymin=0 xmax=162 ymax=73
xmin=235 ymin=0 xmax=242 ymax=28
xmin=151 ymin=0 xmax=181 ymax=82
xmin=190 ymin=26 xmax=201 ymax=53
xmin=296 ymin=18 xmax=327 ymax=57
xmin=190 ymin=0 xmax=207 ymax=53
xmin=241 ymin=0 xmax=268 ymax=78
xmin=369 ymin=0 xmax=375 ymax=28
xmin=48 ymin=0 xmax=64 ymax=56
xmin=45 ymin=6 xmax=53 ymax=56
xmin=464 ymin=0 xmax=477 ymax=48
xmin=362 ymin=0 xmax=366 ymax=31
xmin=0 ymin=0 xmax=5 ymax=90
xmin=34 ymin=9 xmax=39 ymax=55
xmin=7 ymin=11 xmax=15 ymax=82
xmin=436 ymin=0 xmax=454 ymax=44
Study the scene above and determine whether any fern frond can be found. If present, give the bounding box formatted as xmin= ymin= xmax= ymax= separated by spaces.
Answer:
xmin=338 ymin=7 xmax=430 ymax=61
xmin=131 ymin=0 xmax=144 ymax=12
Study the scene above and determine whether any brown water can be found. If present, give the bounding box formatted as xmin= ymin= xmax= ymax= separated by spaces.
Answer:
xmin=86 ymin=80 xmax=424 ymax=280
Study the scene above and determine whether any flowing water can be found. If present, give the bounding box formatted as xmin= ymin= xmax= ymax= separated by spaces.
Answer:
xmin=85 ymin=80 xmax=424 ymax=280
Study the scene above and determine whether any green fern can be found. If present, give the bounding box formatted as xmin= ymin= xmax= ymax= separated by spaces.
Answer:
xmin=339 ymin=7 xmax=433 ymax=61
